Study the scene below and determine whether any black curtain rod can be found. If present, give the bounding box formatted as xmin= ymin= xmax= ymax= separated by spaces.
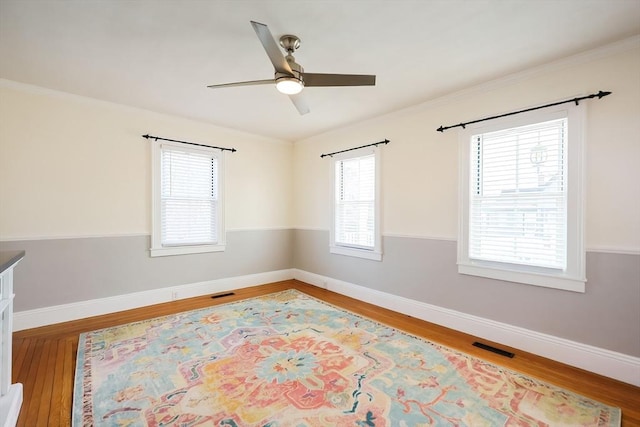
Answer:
xmin=320 ymin=139 xmax=390 ymax=158
xmin=142 ymin=134 xmax=237 ymax=152
xmin=436 ymin=90 xmax=612 ymax=133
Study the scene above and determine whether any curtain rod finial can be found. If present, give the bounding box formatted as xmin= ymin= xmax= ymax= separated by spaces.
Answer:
xmin=437 ymin=126 xmax=444 ymax=132
xmin=142 ymin=134 xmax=150 ymax=139
xmin=598 ymin=90 xmax=612 ymax=98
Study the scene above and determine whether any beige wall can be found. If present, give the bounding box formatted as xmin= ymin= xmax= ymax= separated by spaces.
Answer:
xmin=3 ymin=41 xmax=637 ymax=248
xmin=0 ymin=81 xmax=293 ymax=239
xmin=293 ymin=41 xmax=640 ymax=253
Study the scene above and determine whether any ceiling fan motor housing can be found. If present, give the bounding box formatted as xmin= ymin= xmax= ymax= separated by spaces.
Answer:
xmin=280 ymin=56 xmax=304 ymax=80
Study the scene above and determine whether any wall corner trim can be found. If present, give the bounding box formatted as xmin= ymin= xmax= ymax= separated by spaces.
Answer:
xmin=292 ymin=269 xmax=640 ymax=387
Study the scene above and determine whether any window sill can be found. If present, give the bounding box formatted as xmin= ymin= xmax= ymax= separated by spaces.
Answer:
xmin=330 ymin=245 xmax=382 ymax=261
xmin=458 ymin=262 xmax=585 ymax=293
xmin=150 ymin=244 xmax=225 ymax=257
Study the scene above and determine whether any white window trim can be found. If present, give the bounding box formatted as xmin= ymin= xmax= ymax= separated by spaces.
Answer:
xmin=457 ymin=102 xmax=586 ymax=292
xmin=330 ymin=147 xmax=383 ymax=261
xmin=150 ymin=141 xmax=225 ymax=257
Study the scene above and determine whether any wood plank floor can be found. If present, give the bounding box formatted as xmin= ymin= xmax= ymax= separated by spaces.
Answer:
xmin=12 ymin=279 xmax=640 ymax=426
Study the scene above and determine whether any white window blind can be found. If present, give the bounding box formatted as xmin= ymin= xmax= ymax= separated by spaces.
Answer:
xmin=335 ymin=153 xmax=376 ymax=250
xmin=160 ymin=146 xmax=218 ymax=246
xmin=469 ymin=118 xmax=567 ymax=270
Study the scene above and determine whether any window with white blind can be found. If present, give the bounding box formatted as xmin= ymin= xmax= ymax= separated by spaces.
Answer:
xmin=458 ymin=104 xmax=585 ymax=292
xmin=150 ymin=141 xmax=225 ymax=257
xmin=330 ymin=147 xmax=382 ymax=261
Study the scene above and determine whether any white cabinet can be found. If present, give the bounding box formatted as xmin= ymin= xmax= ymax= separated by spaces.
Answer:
xmin=0 ymin=251 xmax=23 ymax=427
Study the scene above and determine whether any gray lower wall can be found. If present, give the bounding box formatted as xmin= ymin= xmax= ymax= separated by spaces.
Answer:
xmin=293 ymin=229 xmax=640 ymax=357
xmin=1 ymin=229 xmax=293 ymax=312
xmin=3 ymin=227 xmax=638 ymax=358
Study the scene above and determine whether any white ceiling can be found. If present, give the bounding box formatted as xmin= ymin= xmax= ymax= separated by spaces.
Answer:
xmin=1 ymin=1 xmax=639 ymax=142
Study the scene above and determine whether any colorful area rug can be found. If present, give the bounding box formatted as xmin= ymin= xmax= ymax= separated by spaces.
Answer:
xmin=73 ymin=289 xmax=621 ymax=426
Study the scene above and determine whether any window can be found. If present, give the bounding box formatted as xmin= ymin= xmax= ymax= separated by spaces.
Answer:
xmin=458 ymin=103 xmax=585 ymax=292
xmin=151 ymin=141 xmax=225 ymax=257
xmin=330 ymin=147 xmax=382 ymax=261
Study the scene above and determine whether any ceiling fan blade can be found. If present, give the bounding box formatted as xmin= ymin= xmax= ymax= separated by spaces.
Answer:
xmin=207 ymin=79 xmax=274 ymax=89
xmin=289 ymin=93 xmax=310 ymax=115
xmin=250 ymin=21 xmax=293 ymax=75
xmin=303 ymin=73 xmax=376 ymax=87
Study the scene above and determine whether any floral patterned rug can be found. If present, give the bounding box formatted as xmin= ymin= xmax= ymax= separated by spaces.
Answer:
xmin=73 ymin=289 xmax=620 ymax=426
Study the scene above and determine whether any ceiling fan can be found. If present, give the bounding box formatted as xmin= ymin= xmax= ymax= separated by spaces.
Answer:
xmin=207 ymin=21 xmax=376 ymax=115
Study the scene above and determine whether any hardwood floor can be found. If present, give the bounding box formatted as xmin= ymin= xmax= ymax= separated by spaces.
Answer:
xmin=12 ymin=279 xmax=640 ymax=426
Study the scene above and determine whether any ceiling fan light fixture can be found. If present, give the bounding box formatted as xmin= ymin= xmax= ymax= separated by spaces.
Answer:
xmin=276 ymin=76 xmax=303 ymax=95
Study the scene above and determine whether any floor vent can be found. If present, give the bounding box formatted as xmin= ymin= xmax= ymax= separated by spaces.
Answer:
xmin=472 ymin=341 xmax=515 ymax=358
xmin=211 ymin=292 xmax=235 ymax=299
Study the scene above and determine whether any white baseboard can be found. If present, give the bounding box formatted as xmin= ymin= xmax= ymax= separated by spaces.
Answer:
xmin=12 ymin=269 xmax=294 ymax=331
xmin=13 ymin=268 xmax=639 ymax=386
xmin=293 ymin=269 xmax=640 ymax=387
